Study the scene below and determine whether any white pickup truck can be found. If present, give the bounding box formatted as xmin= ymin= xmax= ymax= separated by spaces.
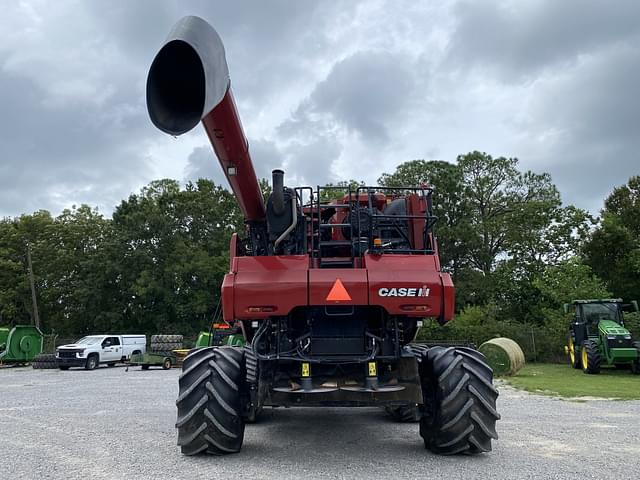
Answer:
xmin=56 ymin=334 xmax=146 ymax=370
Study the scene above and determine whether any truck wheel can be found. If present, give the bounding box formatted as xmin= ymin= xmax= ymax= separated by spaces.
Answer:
xmin=85 ymin=355 xmax=99 ymax=370
xmin=163 ymin=358 xmax=172 ymax=370
xmin=243 ymin=345 xmax=262 ymax=423
xmin=568 ymin=336 xmax=581 ymax=369
xmin=581 ymin=340 xmax=601 ymax=374
xmin=419 ymin=346 xmax=500 ymax=454
xmin=176 ymin=346 xmax=245 ymax=455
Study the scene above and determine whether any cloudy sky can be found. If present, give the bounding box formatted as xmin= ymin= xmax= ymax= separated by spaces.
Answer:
xmin=1 ymin=0 xmax=639 ymax=218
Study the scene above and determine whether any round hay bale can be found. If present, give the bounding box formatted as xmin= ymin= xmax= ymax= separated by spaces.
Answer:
xmin=479 ymin=337 xmax=525 ymax=376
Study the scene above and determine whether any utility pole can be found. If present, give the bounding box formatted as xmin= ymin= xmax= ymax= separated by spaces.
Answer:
xmin=26 ymin=242 xmax=40 ymax=330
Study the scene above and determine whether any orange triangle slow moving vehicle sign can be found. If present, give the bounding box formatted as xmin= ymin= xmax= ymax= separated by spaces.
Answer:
xmin=326 ymin=278 xmax=352 ymax=302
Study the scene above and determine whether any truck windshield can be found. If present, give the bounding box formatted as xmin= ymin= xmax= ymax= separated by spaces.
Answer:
xmin=77 ymin=336 xmax=102 ymax=345
xmin=582 ymin=303 xmax=621 ymax=325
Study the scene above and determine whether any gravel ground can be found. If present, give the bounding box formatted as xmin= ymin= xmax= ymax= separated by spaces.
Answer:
xmin=1 ymin=365 xmax=639 ymax=480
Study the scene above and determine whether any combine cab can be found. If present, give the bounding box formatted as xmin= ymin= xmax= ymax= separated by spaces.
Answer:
xmin=565 ymin=299 xmax=640 ymax=374
xmin=146 ymin=16 xmax=500 ymax=455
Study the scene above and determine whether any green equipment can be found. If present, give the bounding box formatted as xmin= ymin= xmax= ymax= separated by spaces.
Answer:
xmin=195 ymin=322 xmax=246 ymax=348
xmin=564 ymin=299 xmax=640 ymax=374
xmin=130 ymin=351 xmax=176 ymax=370
xmin=0 ymin=325 xmax=44 ymax=364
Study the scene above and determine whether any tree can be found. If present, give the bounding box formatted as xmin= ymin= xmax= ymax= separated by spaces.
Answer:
xmin=458 ymin=152 xmax=561 ymax=275
xmin=585 ymin=175 xmax=640 ymax=301
xmin=111 ymin=179 xmax=242 ymax=335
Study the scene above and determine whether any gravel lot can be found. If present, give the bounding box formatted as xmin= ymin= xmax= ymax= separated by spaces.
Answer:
xmin=1 ymin=365 xmax=639 ymax=479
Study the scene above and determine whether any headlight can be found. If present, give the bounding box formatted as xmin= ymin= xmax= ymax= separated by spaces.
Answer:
xmin=77 ymin=349 xmax=86 ymax=357
xmin=606 ymin=335 xmax=617 ymax=340
xmin=55 ymin=351 xmax=59 ymax=358
xmin=624 ymin=335 xmax=632 ymax=340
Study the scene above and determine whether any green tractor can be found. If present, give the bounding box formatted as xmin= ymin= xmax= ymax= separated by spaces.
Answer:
xmin=565 ymin=299 xmax=640 ymax=374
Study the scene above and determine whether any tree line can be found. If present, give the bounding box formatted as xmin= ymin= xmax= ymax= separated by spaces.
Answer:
xmin=1 ymin=152 xmax=638 ymax=353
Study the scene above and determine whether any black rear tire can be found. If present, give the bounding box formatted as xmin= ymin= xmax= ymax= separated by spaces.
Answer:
xmin=568 ymin=335 xmax=581 ymax=369
xmin=581 ymin=340 xmax=601 ymax=374
xmin=419 ymin=346 xmax=500 ymax=454
xmin=176 ymin=346 xmax=245 ymax=455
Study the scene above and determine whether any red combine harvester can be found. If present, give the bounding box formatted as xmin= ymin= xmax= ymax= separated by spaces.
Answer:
xmin=146 ymin=16 xmax=499 ymax=456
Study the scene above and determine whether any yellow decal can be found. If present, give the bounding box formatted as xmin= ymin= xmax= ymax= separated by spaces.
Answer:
xmin=368 ymin=361 xmax=377 ymax=377
xmin=301 ymin=362 xmax=310 ymax=377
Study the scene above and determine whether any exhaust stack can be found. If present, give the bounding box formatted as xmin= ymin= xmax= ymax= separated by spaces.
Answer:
xmin=146 ymin=16 xmax=266 ymax=223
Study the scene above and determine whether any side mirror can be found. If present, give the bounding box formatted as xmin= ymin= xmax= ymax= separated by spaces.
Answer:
xmin=563 ymin=303 xmax=570 ymax=314
xmin=103 ymin=341 xmax=111 ymax=348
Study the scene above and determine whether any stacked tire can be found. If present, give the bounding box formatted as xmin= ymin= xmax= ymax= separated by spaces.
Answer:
xmin=150 ymin=334 xmax=183 ymax=355
xmin=32 ymin=353 xmax=58 ymax=369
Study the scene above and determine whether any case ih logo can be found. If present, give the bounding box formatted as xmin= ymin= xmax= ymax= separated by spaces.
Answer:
xmin=378 ymin=286 xmax=430 ymax=297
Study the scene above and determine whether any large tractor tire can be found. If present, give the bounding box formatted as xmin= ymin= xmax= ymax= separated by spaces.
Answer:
xmin=32 ymin=353 xmax=58 ymax=369
xmin=176 ymin=346 xmax=245 ymax=455
xmin=243 ymin=345 xmax=262 ymax=423
xmin=419 ymin=346 xmax=500 ymax=455
xmin=151 ymin=334 xmax=183 ymax=344
xmin=150 ymin=342 xmax=182 ymax=352
xmin=568 ymin=336 xmax=581 ymax=369
xmin=580 ymin=340 xmax=601 ymax=374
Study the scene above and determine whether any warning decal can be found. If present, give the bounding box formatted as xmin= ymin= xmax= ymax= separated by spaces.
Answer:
xmin=326 ymin=278 xmax=352 ymax=301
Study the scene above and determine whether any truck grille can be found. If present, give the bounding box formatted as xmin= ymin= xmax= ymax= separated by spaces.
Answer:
xmin=58 ymin=350 xmax=79 ymax=358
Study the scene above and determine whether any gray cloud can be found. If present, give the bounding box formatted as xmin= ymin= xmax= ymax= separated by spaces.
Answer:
xmin=1 ymin=0 xmax=639 ymax=219
xmin=448 ymin=0 xmax=640 ymax=80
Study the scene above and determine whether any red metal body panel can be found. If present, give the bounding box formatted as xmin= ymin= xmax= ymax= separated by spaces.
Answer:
xmin=308 ymin=269 xmax=369 ymax=305
xmin=230 ymin=256 xmax=308 ymax=319
xmin=223 ymin=252 xmax=452 ymax=321
xmin=364 ymin=254 xmax=449 ymax=318
xmin=221 ymin=273 xmax=235 ymax=322
xmin=202 ymin=89 xmax=266 ymax=222
xmin=440 ymin=273 xmax=455 ymax=324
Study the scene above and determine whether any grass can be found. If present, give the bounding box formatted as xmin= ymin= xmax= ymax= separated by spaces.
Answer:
xmin=503 ymin=363 xmax=640 ymax=400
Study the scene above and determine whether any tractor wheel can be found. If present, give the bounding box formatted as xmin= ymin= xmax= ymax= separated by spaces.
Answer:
xmin=162 ymin=358 xmax=172 ymax=370
xmin=631 ymin=341 xmax=640 ymax=375
xmin=419 ymin=346 xmax=500 ymax=455
xmin=581 ymin=340 xmax=601 ymax=374
xmin=176 ymin=346 xmax=245 ymax=455
xmin=243 ymin=345 xmax=262 ymax=423
xmin=384 ymin=404 xmax=422 ymax=422
xmin=568 ymin=336 xmax=581 ymax=369
xmin=151 ymin=342 xmax=183 ymax=351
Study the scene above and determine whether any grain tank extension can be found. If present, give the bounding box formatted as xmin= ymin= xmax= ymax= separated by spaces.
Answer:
xmin=147 ymin=15 xmax=500 ymax=456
